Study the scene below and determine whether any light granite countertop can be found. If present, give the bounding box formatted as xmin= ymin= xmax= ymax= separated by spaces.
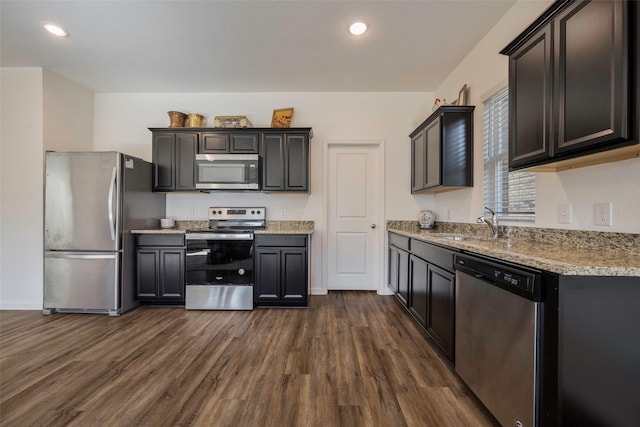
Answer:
xmin=388 ymin=222 xmax=640 ymax=277
xmin=131 ymin=228 xmax=185 ymax=234
xmin=131 ymin=220 xmax=314 ymax=235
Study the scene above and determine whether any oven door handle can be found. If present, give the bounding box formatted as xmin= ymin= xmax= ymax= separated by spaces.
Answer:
xmin=186 ymin=249 xmax=211 ymax=257
xmin=186 ymin=233 xmax=253 ymax=240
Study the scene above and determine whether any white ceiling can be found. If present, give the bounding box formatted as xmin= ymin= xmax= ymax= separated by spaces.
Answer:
xmin=0 ymin=0 xmax=516 ymax=93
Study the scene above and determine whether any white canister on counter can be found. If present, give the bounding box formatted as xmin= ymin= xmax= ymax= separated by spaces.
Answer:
xmin=160 ymin=218 xmax=175 ymax=229
xmin=418 ymin=210 xmax=435 ymax=229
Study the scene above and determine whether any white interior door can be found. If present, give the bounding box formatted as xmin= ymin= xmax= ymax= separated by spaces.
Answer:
xmin=327 ymin=143 xmax=382 ymax=291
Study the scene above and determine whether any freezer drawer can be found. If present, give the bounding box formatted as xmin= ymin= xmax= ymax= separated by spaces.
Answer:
xmin=185 ymin=284 xmax=253 ymax=310
xmin=44 ymin=252 xmax=119 ymax=314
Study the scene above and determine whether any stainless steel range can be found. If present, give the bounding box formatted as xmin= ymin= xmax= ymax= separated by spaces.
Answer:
xmin=185 ymin=207 xmax=265 ymax=310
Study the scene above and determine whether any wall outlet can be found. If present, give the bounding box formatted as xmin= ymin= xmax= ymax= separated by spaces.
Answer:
xmin=191 ymin=208 xmax=197 ymax=218
xmin=594 ymin=202 xmax=612 ymax=226
xmin=558 ymin=203 xmax=572 ymax=224
xmin=280 ymin=209 xmax=287 ymax=219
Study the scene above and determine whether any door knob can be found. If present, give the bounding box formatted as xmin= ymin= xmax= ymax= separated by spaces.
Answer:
xmin=371 ymin=224 xmax=376 ymax=229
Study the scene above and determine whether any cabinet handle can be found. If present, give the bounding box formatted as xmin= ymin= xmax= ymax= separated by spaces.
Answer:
xmin=371 ymin=224 xmax=377 ymax=229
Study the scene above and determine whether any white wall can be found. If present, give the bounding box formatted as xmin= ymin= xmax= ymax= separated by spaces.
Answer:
xmin=43 ymin=69 xmax=94 ymax=151
xmin=433 ymin=0 xmax=640 ymax=233
xmin=93 ymin=92 xmax=437 ymax=293
xmin=1 ymin=68 xmax=45 ymax=309
xmin=0 ymin=67 xmax=94 ymax=310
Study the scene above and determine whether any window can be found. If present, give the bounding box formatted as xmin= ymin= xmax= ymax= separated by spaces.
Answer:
xmin=483 ymin=86 xmax=535 ymax=219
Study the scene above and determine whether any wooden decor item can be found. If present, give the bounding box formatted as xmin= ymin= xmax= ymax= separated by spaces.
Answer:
xmin=271 ymin=107 xmax=294 ymax=128
xmin=213 ymin=116 xmax=252 ymax=128
xmin=167 ymin=111 xmax=187 ymax=127
xmin=457 ymin=84 xmax=468 ymax=106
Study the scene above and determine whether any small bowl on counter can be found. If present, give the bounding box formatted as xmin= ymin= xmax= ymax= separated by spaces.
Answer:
xmin=160 ymin=218 xmax=176 ymax=229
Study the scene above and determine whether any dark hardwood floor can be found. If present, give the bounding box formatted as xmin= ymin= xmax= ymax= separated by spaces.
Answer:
xmin=0 ymin=292 xmax=496 ymax=426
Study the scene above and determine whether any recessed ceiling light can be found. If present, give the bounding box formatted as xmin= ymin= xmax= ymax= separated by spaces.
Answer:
xmin=349 ymin=21 xmax=367 ymax=36
xmin=43 ymin=23 xmax=70 ymax=37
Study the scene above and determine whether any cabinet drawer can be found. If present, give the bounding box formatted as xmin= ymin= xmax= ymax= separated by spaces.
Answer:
xmin=411 ymin=239 xmax=454 ymax=271
xmin=231 ymin=133 xmax=259 ymax=153
xmin=389 ymin=232 xmax=410 ymax=251
xmin=136 ymin=234 xmax=185 ymax=247
xmin=255 ymin=234 xmax=307 ymax=248
xmin=199 ymin=133 xmax=229 ymax=153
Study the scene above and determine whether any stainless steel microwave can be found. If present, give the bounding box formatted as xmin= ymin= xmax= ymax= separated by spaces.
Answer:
xmin=195 ymin=154 xmax=260 ymax=190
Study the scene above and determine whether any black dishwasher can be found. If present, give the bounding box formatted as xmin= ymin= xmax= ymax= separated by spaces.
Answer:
xmin=454 ymin=254 xmax=543 ymax=427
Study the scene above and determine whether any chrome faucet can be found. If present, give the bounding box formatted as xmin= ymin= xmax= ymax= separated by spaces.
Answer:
xmin=477 ymin=206 xmax=499 ymax=239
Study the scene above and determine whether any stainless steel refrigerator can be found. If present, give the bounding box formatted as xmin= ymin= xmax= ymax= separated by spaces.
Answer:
xmin=44 ymin=151 xmax=165 ymax=315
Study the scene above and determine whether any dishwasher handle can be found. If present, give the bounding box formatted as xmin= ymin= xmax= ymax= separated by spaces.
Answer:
xmin=454 ymin=254 xmax=540 ymax=301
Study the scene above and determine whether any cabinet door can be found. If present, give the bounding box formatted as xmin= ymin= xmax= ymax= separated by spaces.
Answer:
xmin=254 ymin=248 xmax=281 ymax=300
xmin=281 ymin=248 xmax=307 ymax=301
xmin=199 ymin=133 xmax=230 ymax=153
xmin=427 ymin=265 xmax=455 ymax=359
xmin=230 ymin=133 xmax=259 ymax=153
xmin=554 ymin=0 xmax=628 ymax=153
xmin=424 ymin=117 xmax=441 ymax=189
xmin=159 ymin=248 xmax=185 ymax=299
xmin=152 ymin=133 xmax=175 ymax=191
xmin=409 ymin=255 xmax=428 ymax=327
xmin=262 ymin=134 xmax=285 ymax=191
xmin=136 ymin=248 xmax=159 ymax=299
xmin=175 ymin=133 xmax=197 ymax=190
xmin=509 ymin=25 xmax=553 ymax=169
xmin=397 ymin=249 xmax=410 ymax=307
xmin=411 ymin=131 xmax=425 ymax=193
xmin=285 ymin=134 xmax=309 ymax=191
xmin=388 ymin=245 xmax=399 ymax=292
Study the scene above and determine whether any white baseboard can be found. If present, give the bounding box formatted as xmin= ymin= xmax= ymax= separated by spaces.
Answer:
xmin=0 ymin=302 xmax=42 ymax=310
xmin=378 ymin=286 xmax=395 ymax=296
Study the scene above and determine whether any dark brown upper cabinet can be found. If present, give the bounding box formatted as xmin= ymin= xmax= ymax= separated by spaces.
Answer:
xmin=501 ymin=0 xmax=639 ymax=172
xmin=261 ymin=131 xmax=310 ymax=192
xmin=150 ymin=127 xmax=312 ymax=193
xmin=152 ymin=131 xmax=197 ymax=191
xmin=199 ymin=132 xmax=259 ymax=153
xmin=410 ymin=106 xmax=474 ymax=194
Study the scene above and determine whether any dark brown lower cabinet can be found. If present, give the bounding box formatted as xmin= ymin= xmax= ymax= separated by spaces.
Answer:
xmin=426 ymin=265 xmax=455 ymax=359
xmin=254 ymin=234 xmax=308 ymax=307
xmin=135 ymin=234 xmax=185 ymax=304
xmin=409 ymin=255 xmax=428 ymax=326
xmin=388 ymin=233 xmax=410 ymax=307
xmin=388 ymin=232 xmax=456 ymax=361
xmin=397 ymin=250 xmax=410 ymax=306
xmin=407 ymin=255 xmax=455 ymax=360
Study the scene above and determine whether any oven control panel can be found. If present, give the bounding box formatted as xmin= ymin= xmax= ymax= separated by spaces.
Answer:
xmin=208 ymin=207 xmax=265 ymax=221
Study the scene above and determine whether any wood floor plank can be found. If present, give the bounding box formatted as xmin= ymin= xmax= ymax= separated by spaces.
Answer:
xmin=0 ymin=293 xmax=497 ymax=427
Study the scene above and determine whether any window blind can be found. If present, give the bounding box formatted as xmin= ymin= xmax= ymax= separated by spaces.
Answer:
xmin=483 ymin=86 xmax=535 ymax=218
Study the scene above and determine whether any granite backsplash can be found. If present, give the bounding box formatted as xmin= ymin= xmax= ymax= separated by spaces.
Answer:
xmin=386 ymin=220 xmax=640 ymax=253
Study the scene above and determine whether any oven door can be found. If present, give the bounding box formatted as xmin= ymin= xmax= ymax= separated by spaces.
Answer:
xmin=195 ymin=154 xmax=259 ymax=190
xmin=186 ymin=235 xmax=254 ymax=285
xmin=185 ymin=233 xmax=255 ymax=310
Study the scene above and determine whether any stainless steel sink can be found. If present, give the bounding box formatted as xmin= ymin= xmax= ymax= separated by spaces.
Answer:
xmin=435 ymin=234 xmax=493 ymax=242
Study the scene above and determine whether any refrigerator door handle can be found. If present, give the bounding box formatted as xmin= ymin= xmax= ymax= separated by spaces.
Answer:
xmin=108 ymin=166 xmax=117 ymax=241
xmin=45 ymin=252 xmax=116 ymax=260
